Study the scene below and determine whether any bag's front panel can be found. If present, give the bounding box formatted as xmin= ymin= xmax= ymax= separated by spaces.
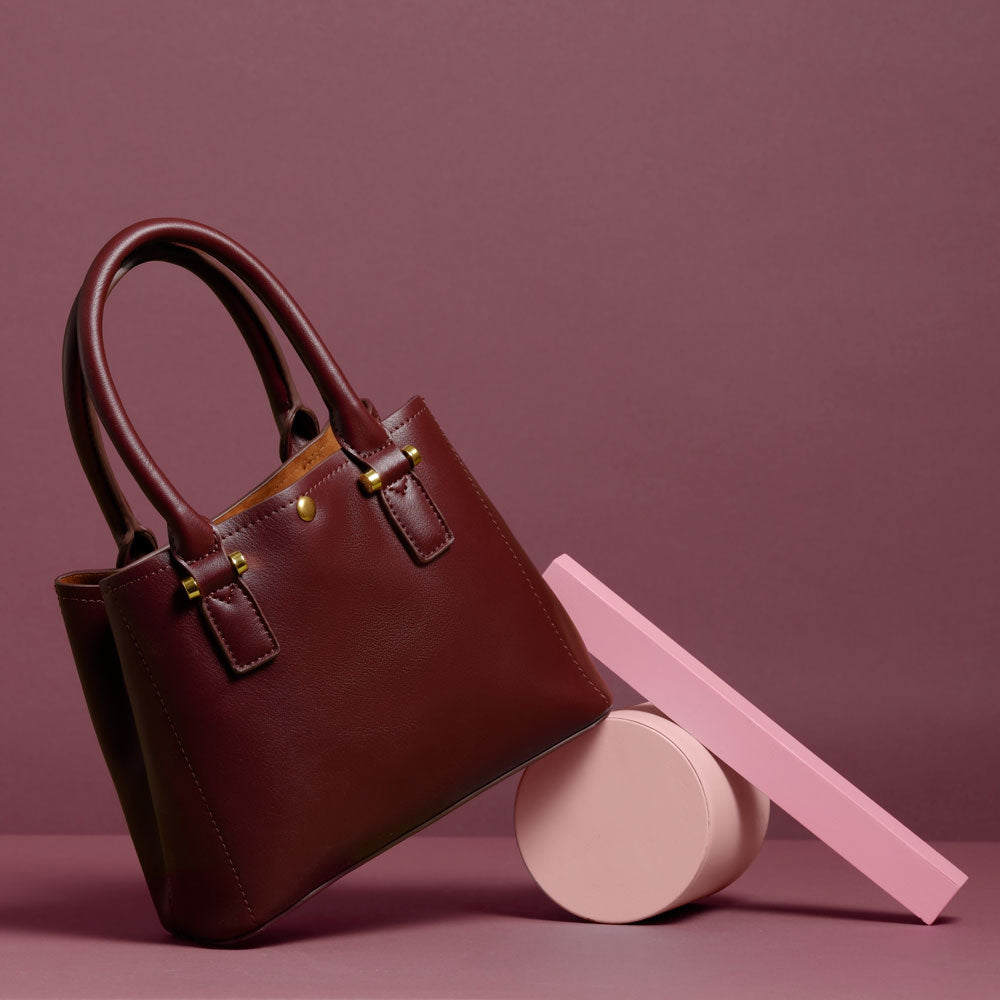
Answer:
xmin=102 ymin=397 xmax=610 ymax=941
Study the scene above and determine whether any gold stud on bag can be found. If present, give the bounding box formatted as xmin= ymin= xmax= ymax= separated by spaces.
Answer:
xmin=295 ymin=496 xmax=316 ymax=522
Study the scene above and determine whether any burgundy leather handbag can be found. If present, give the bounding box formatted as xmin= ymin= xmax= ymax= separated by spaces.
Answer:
xmin=55 ymin=219 xmax=611 ymax=944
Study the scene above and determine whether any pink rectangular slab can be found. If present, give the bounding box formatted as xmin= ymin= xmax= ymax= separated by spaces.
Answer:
xmin=543 ymin=555 xmax=968 ymax=924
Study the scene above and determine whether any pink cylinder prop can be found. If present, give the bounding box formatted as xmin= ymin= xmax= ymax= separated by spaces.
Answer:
xmin=514 ymin=704 xmax=769 ymax=923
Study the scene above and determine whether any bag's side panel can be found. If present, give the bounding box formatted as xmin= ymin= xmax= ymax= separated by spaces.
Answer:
xmin=99 ymin=561 xmax=261 ymax=941
xmin=54 ymin=577 xmax=169 ymax=918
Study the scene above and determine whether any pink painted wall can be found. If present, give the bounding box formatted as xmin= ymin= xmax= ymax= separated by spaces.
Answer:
xmin=1 ymin=2 xmax=997 ymax=838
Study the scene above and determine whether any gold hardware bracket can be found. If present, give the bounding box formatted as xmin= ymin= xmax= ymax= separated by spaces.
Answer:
xmin=181 ymin=550 xmax=247 ymax=598
xmin=359 ymin=447 xmax=419 ymax=494
xmin=359 ymin=468 xmax=383 ymax=494
xmin=296 ymin=496 xmax=316 ymax=522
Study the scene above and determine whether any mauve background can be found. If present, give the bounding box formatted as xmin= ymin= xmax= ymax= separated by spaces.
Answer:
xmin=0 ymin=1 xmax=996 ymax=840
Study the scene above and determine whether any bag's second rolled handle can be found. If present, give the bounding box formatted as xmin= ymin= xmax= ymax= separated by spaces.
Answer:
xmin=110 ymin=243 xmax=322 ymax=463
xmin=64 ymin=242 xmax=322 ymax=566
xmin=75 ymin=219 xmax=392 ymax=563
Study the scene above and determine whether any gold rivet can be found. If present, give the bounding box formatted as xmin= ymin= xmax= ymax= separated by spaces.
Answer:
xmin=181 ymin=576 xmax=201 ymax=600
xmin=401 ymin=444 xmax=421 ymax=468
xmin=296 ymin=496 xmax=316 ymax=522
xmin=359 ymin=468 xmax=383 ymax=494
xmin=229 ymin=551 xmax=248 ymax=576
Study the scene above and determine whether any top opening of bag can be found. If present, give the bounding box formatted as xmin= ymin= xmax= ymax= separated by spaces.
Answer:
xmin=212 ymin=426 xmax=341 ymax=524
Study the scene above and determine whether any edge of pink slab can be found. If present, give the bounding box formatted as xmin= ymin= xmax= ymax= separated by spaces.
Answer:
xmin=542 ymin=554 xmax=968 ymax=925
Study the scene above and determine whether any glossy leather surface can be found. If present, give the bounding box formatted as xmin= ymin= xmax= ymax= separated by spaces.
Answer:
xmin=56 ymin=220 xmax=612 ymax=943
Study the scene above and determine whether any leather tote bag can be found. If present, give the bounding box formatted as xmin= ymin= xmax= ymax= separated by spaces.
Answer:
xmin=55 ymin=219 xmax=612 ymax=944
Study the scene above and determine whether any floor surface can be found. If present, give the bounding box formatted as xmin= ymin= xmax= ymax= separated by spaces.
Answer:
xmin=0 ymin=835 xmax=993 ymax=999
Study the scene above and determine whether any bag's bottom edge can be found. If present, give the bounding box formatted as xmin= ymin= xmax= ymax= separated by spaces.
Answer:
xmin=172 ymin=705 xmax=614 ymax=947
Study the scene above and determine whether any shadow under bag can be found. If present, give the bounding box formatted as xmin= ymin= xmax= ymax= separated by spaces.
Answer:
xmin=55 ymin=219 xmax=611 ymax=944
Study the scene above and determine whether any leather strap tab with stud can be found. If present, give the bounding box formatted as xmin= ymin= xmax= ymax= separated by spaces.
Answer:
xmin=354 ymin=441 xmax=452 ymax=564
xmin=177 ymin=544 xmax=279 ymax=675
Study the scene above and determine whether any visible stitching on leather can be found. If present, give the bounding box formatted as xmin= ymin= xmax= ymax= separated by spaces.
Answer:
xmin=171 ymin=530 xmax=222 ymax=569
xmin=188 ymin=535 xmax=222 ymax=566
xmin=107 ymin=455 xmax=355 ymax=592
xmin=56 ymin=595 xmax=106 ymax=604
xmin=202 ymin=583 xmax=277 ymax=673
xmin=382 ymin=480 xmax=424 ymax=557
xmin=218 ymin=586 xmax=276 ymax=665
xmin=384 ymin=475 xmax=451 ymax=560
xmin=109 ymin=593 xmax=256 ymax=924
xmin=385 ymin=480 xmax=426 ymax=559
xmin=384 ymin=402 xmax=450 ymax=559
xmin=217 ymin=455 xmax=354 ymax=543
xmin=421 ymin=407 xmax=610 ymax=708
xmin=357 ymin=438 xmax=399 ymax=461
xmin=385 ymin=405 xmax=429 ymax=437
xmin=300 ymin=450 xmax=323 ymax=472
xmin=411 ymin=475 xmax=451 ymax=542
xmin=106 ymin=564 xmax=171 ymax=593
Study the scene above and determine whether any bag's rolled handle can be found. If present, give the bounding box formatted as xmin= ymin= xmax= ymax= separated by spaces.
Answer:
xmin=112 ymin=243 xmax=322 ymax=462
xmin=64 ymin=242 xmax=322 ymax=565
xmin=76 ymin=219 xmax=393 ymax=563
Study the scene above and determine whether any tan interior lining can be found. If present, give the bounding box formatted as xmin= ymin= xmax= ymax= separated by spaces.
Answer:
xmin=213 ymin=426 xmax=342 ymax=523
xmin=58 ymin=570 xmax=114 ymax=586
xmin=56 ymin=430 xmax=343 ymax=583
